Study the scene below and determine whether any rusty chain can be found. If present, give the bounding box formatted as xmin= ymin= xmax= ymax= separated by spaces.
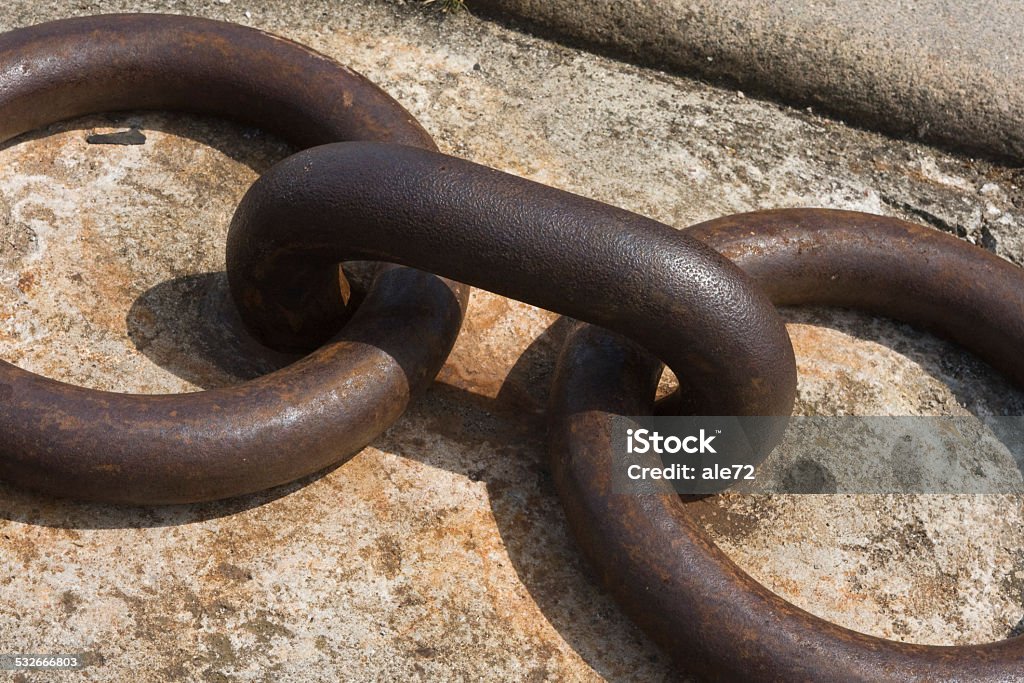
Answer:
xmin=1 ymin=13 xmax=1023 ymax=682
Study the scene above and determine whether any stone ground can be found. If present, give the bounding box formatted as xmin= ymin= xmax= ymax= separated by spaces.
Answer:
xmin=0 ymin=1 xmax=1022 ymax=681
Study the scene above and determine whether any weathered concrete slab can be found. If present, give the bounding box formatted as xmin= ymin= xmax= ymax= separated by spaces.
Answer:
xmin=472 ymin=0 xmax=1024 ymax=163
xmin=0 ymin=1 xmax=1021 ymax=681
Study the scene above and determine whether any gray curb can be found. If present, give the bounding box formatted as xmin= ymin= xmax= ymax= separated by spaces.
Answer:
xmin=471 ymin=0 xmax=1024 ymax=163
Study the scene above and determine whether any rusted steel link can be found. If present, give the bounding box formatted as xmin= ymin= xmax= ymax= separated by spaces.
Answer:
xmin=550 ymin=208 xmax=1024 ymax=682
xmin=0 ymin=14 xmax=468 ymax=503
xmin=225 ymin=141 xmax=797 ymax=433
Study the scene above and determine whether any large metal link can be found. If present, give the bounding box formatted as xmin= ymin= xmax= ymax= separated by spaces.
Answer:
xmin=0 ymin=14 xmax=468 ymax=503
xmin=225 ymin=141 xmax=796 ymax=422
xmin=550 ymin=209 xmax=1024 ymax=681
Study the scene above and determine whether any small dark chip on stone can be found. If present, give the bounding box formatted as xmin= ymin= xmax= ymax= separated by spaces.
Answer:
xmin=86 ymin=127 xmax=146 ymax=145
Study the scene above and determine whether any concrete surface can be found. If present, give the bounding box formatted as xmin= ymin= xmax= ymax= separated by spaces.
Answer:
xmin=0 ymin=1 xmax=1022 ymax=681
xmin=472 ymin=0 xmax=1024 ymax=163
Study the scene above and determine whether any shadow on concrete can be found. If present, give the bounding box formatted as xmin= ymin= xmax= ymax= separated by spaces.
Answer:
xmin=125 ymin=271 xmax=299 ymax=389
xmin=0 ymin=466 xmax=343 ymax=531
